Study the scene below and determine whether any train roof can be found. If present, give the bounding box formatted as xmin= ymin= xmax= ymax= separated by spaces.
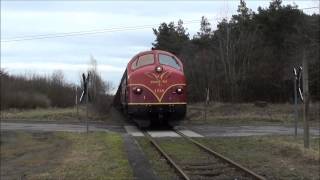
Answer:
xmin=127 ymin=50 xmax=180 ymax=66
xmin=137 ymin=49 xmax=175 ymax=55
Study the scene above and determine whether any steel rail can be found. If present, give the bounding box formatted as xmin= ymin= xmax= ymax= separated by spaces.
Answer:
xmin=174 ymin=130 xmax=266 ymax=180
xmin=143 ymin=131 xmax=190 ymax=180
xmin=142 ymin=131 xmax=190 ymax=180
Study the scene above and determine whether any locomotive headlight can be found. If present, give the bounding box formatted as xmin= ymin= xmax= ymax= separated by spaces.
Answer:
xmin=176 ymin=88 xmax=183 ymax=94
xmin=155 ymin=66 xmax=163 ymax=73
xmin=133 ymin=87 xmax=142 ymax=94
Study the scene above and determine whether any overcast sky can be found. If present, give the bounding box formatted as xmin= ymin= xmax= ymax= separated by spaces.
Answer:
xmin=1 ymin=1 xmax=319 ymax=90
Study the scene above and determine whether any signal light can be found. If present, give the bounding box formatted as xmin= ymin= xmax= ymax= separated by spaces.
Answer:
xmin=133 ymin=87 xmax=143 ymax=94
xmin=176 ymin=88 xmax=183 ymax=94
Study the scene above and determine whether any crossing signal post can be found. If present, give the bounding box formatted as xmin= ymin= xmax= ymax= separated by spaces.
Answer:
xmin=80 ymin=72 xmax=90 ymax=133
xmin=293 ymin=50 xmax=310 ymax=149
xmin=293 ymin=66 xmax=302 ymax=137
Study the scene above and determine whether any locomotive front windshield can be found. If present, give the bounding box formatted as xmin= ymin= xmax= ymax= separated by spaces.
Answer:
xmin=131 ymin=54 xmax=154 ymax=70
xmin=159 ymin=54 xmax=180 ymax=70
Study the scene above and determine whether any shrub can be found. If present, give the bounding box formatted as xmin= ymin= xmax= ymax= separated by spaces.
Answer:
xmin=1 ymin=69 xmax=74 ymax=110
xmin=3 ymin=91 xmax=51 ymax=109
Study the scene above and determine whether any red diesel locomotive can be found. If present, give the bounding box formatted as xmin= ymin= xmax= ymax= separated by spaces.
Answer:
xmin=114 ymin=50 xmax=187 ymax=127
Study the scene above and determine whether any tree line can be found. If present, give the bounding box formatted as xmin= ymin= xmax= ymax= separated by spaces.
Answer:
xmin=152 ymin=0 xmax=319 ymax=103
xmin=1 ymin=70 xmax=76 ymax=109
xmin=1 ymin=58 xmax=112 ymax=112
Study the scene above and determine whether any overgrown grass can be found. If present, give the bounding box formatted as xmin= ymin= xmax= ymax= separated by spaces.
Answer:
xmin=1 ymin=131 xmax=133 ymax=180
xmin=156 ymin=138 xmax=205 ymax=163
xmin=1 ymin=107 xmax=83 ymax=121
xmin=139 ymin=137 xmax=251 ymax=179
xmin=136 ymin=138 xmax=178 ymax=180
xmin=187 ymin=102 xmax=319 ymax=126
xmin=137 ymin=135 xmax=319 ymax=179
xmin=197 ymin=136 xmax=320 ymax=180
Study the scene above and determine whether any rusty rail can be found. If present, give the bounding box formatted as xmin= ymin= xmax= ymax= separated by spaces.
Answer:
xmin=142 ymin=131 xmax=190 ymax=180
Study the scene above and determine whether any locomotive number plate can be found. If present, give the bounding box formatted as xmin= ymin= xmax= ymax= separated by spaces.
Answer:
xmin=154 ymin=88 xmax=165 ymax=93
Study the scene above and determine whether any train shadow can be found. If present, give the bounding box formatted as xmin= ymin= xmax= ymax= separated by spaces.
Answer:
xmin=132 ymin=117 xmax=175 ymax=131
xmin=111 ymin=107 xmax=177 ymax=130
xmin=145 ymin=121 xmax=173 ymax=130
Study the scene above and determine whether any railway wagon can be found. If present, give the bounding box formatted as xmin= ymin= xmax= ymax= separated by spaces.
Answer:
xmin=114 ymin=50 xmax=187 ymax=127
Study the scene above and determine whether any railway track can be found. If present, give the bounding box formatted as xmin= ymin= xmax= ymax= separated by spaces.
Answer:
xmin=143 ymin=129 xmax=266 ymax=180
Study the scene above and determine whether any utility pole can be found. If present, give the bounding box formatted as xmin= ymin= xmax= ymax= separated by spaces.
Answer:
xmin=86 ymin=73 xmax=90 ymax=133
xmin=226 ymin=19 xmax=232 ymax=101
xmin=302 ymin=49 xmax=310 ymax=148
xmin=226 ymin=23 xmax=229 ymax=63
xmin=293 ymin=68 xmax=298 ymax=137
xmin=75 ymin=86 xmax=79 ymax=119
xmin=204 ymin=88 xmax=210 ymax=122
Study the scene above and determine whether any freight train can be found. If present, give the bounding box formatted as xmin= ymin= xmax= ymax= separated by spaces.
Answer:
xmin=113 ymin=50 xmax=187 ymax=127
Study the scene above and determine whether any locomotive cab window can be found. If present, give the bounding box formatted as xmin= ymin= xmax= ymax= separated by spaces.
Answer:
xmin=131 ymin=54 xmax=154 ymax=70
xmin=159 ymin=54 xmax=180 ymax=70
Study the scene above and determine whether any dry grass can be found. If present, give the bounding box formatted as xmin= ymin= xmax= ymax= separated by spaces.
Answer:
xmin=1 ymin=107 xmax=81 ymax=121
xmin=136 ymin=138 xmax=179 ymax=179
xmin=197 ymin=135 xmax=320 ymax=180
xmin=187 ymin=102 xmax=319 ymax=126
xmin=0 ymin=131 xmax=133 ymax=180
xmin=0 ymin=105 xmax=113 ymax=123
xmin=137 ymin=135 xmax=319 ymax=179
